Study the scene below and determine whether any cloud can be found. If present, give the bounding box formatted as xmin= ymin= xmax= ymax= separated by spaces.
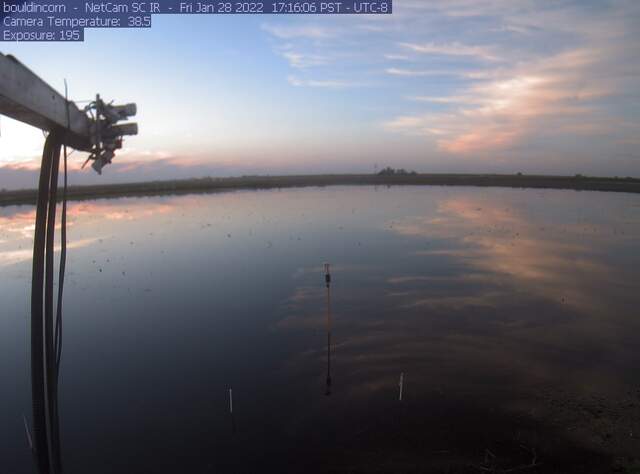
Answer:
xmin=385 ymin=68 xmax=459 ymax=77
xmin=409 ymin=95 xmax=475 ymax=104
xmin=399 ymin=41 xmax=501 ymax=61
xmin=384 ymin=47 xmax=629 ymax=154
xmin=4 ymin=0 xmax=639 ymax=179
xmin=287 ymin=75 xmax=359 ymax=89
xmin=259 ymin=1 xmax=640 ymax=168
xmin=383 ymin=54 xmax=411 ymax=61
xmin=261 ymin=23 xmax=335 ymax=39
xmin=279 ymin=51 xmax=329 ymax=69
xmin=0 ymin=155 xmax=239 ymax=190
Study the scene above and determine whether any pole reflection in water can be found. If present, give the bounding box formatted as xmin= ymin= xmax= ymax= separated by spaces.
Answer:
xmin=324 ymin=263 xmax=332 ymax=397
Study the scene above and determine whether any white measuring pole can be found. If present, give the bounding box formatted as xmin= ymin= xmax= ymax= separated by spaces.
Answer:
xmin=399 ymin=373 xmax=404 ymax=401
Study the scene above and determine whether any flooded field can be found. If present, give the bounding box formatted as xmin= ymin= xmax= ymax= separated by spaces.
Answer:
xmin=2 ymin=185 xmax=640 ymax=473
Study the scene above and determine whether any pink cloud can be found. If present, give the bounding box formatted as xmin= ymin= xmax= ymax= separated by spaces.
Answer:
xmin=385 ymin=48 xmax=622 ymax=155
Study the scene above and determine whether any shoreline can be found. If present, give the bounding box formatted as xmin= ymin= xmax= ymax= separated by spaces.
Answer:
xmin=1 ymin=173 xmax=639 ymax=207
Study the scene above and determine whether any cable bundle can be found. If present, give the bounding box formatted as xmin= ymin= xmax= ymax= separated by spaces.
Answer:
xmin=30 ymin=128 xmax=67 ymax=474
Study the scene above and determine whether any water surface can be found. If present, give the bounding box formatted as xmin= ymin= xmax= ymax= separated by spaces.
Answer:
xmin=2 ymin=185 xmax=640 ymax=472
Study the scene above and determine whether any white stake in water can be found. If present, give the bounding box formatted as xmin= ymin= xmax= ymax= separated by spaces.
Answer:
xmin=229 ymin=388 xmax=233 ymax=414
xmin=399 ymin=372 xmax=404 ymax=401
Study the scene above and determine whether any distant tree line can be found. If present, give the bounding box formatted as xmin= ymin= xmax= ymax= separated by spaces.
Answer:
xmin=377 ymin=167 xmax=418 ymax=176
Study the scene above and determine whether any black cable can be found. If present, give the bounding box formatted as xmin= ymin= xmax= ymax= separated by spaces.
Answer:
xmin=56 ymin=81 xmax=70 ymax=376
xmin=50 ymin=140 xmax=68 ymax=474
xmin=31 ymin=132 xmax=56 ymax=474
xmin=31 ymin=128 xmax=66 ymax=474
xmin=55 ymin=144 xmax=66 ymax=373
xmin=30 ymin=80 xmax=75 ymax=474
xmin=44 ymin=128 xmax=60 ymax=394
xmin=47 ymin=83 xmax=71 ymax=474
xmin=45 ymin=139 xmax=63 ymax=474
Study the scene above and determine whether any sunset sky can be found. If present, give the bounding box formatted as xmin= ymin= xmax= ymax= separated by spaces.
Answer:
xmin=1 ymin=0 xmax=639 ymax=188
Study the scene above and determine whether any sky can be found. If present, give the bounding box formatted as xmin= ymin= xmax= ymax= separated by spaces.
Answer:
xmin=0 ymin=0 xmax=639 ymax=189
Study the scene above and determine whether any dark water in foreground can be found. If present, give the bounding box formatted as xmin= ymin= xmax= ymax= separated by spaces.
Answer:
xmin=2 ymin=186 xmax=640 ymax=473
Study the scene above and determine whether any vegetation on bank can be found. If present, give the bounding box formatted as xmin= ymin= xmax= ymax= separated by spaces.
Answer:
xmin=1 ymin=173 xmax=639 ymax=206
xmin=377 ymin=167 xmax=418 ymax=176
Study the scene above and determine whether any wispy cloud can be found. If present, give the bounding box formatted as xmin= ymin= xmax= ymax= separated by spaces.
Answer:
xmin=399 ymin=41 xmax=501 ymax=61
xmin=287 ymin=75 xmax=359 ymax=89
xmin=409 ymin=95 xmax=474 ymax=104
xmin=385 ymin=68 xmax=459 ymax=77
xmin=383 ymin=54 xmax=411 ymax=61
xmin=261 ymin=23 xmax=335 ymax=39
xmin=280 ymin=51 xmax=329 ymax=68
xmin=259 ymin=1 xmax=640 ymax=168
xmin=385 ymin=47 xmax=628 ymax=154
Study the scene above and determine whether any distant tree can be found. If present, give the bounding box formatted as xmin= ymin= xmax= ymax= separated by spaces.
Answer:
xmin=575 ymin=173 xmax=584 ymax=178
xmin=378 ymin=167 xmax=396 ymax=176
xmin=378 ymin=167 xmax=418 ymax=176
xmin=516 ymin=172 xmax=523 ymax=176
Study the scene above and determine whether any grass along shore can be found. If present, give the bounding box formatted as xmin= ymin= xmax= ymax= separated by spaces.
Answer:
xmin=1 ymin=173 xmax=639 ymax=207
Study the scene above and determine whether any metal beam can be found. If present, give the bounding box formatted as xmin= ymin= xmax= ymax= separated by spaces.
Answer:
xmin=0 ymin=52 xmax=92 ymax=150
